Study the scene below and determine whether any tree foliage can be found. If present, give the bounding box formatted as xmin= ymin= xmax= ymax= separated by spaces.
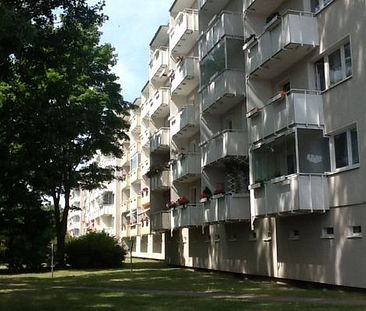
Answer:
xmin=0 ymin=0 xmax=130 ymax=266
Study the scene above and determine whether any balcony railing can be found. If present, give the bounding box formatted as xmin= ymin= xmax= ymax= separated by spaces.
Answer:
xmin=151 ymin=211 xmax=171 ymax=232
xmin=245 ymin=11 xmax=319 ymax=79
xmin=150 ymin=170 xmax=170 ymax=191
xmin=141 ymin=99 xmax=150 ymax=119
xmin=244 ymin=0 xmax=286 ymax=15
xmin=121 ymin=200 xmax=130 ymax=212
xmin=248 ymin=90 xmax=324 ymax=143
xmin=129 ymin=168 xmax=141 ymax=184
xmin=201 ymin=130 xmax=248 ymax=167
xmin=141 ymin=192 xmax=150 ymax=207
xmin=198 ymin=0 xmax=231 ymax=14
xmin=140 ymin=159 xmax=150 ymax=176
xmin=149 ymin=88 xmax=170 ymax=120
xmin=169 ymin=9 xmax=199 ymax=56
xmin=121 ymin=175 xmax=130 ymax=189
xmin=130 ymin=224 xmax=141 ymax=237
xmin=199 ymin=11 xmax=243 ymax=59
xmin=171 ymin=153 xmax=201 ymax=183
xmin=172 ymin=204 xmax=204 ymax=229
xmin=140 ymin=128 xmax=151 ymax=148
xmin=129 ymin=142 xmax=141 ymax=155
xmin=150 ymin=128 xmax=170 ymax=153
xmin=98 ymin=205 xmax=114 ymax=217
xmin=129 ymin=196 xmax=141 ymax=210
xmin=149 ymin=47 xmax=169 ymax=81
xmin=203 ymin=193 xmax=250 ymax=223
xmin=200 ymin=70 xmax=245 ymax=114
xmin=250 ymin=174 xmax=329 ymax=217
xmin=121 ymin=226 xmax=130 ymax=238
xmin=170 ymin=105 xmax=198 ymax=139
xmin=171 ymin=57 xmax=199 ymax=96
xmin=121 ymin=152 xmax=130 ymax=167
xmin=129 ymin=114 xmax=141 ymax=134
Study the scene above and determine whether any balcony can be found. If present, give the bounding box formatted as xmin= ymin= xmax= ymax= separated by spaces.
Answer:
xmin=201 ymin=130 xmax=248 ymax=167
xmin=98 ymin=205 xmax=114 ymax=217
xmin=150 ymin=170 xmax=170 ymax=191
xmin=149 ymin=47 xmax=169 ymax=82
xmin=200 ymin=70 xmax=245 ymax=114
xmin=140 ymin=128 xmax=151 ymax=148
xmin=121 ymin=226 xmax=130 ymax=238
xmin=171 ymin=153 xmax=201 ymax=183
xmin=248 ymin=90 xmax=324 ymax=143
xmin=121 ymin=175 xmax=130 ymax=190
xmin=151 ymin=211 xmax=171 ymax=232
xmin=121 ymin=152 xmax=130 ymax=167
xmin=130 ymin=224 xmax=141 ymax=237
xmin=121 ymin=200 xmax=130 ymax=213
xmin=103 ymin=227 xmax=115 ymax=237
xmin=169 ymin=9 xmax=199 ymax=57
xmin=149 ymin=88 xmax=170 ymax=120
xmin=250 ymin=174 xmax=329 ymax=217
xmin=130 ymin=168 xmax=141 ymax=184
xmin=129 ymin=114 xmax=141 ymax=134
xmin=141 ymin=192 xmax=150 ymax=207
xmin=129 ymin=196 xmax=141 ymax=210
xmin=141 ymin=100 xmax=150 ymax=119
xmin=170 ymin=105 xmax=199 ymax=140
xmin=150 ymin=128 xmax=170 ymax=153
xmin=171 ymin=57 xmax=199 ymax=96
xmin=172 ymin=204 xmax=203 ymax=229
xmin=203 ymin=193 xmax=250 ymax=223
xmin=129 ymin=142 xmax=141 ymax=155
xmin=140 ymin=159 xmax=150 ymax=176
xmin=140 ymin=223 xmax=150 ymax=235
xmin=199 ymin=11 xmax=243 ymax=59
xmin=245 ymin=11 xmax=319 ymax=79
xmin=244 ymin=0 xmax=286 ymax=15
xmin=198 ymin=0 xmax=231 ymax=15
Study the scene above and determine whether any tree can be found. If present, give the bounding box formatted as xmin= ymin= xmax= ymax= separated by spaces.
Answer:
xmin=0 ymin=0 xmax=130 ymax=265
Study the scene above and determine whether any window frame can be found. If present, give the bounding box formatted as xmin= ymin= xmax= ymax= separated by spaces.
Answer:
xmin=314 ymin=40 xmax=353 ymax=92
xmin=329 ymin=125 xmax=360 ymax=173
xmin=311 ymin=0 xmax=335 ymax=14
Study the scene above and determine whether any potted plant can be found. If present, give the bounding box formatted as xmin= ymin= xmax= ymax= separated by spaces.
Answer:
xmin=165 ymin=201 xmax=177 ymax=209
xmin=200 ymin=187 xmax=212 ymax=202
xmin=176 ymin=196 xmax=189 ymax=206
xmin=213 ymin=185 xmax=225 ymax=198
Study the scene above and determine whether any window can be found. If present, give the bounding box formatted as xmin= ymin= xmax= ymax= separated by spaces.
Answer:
xmin=331 ymin=127 xmax=359 ymax=171
xmin=347 ymin=225 xmax=362 ymax=239
xmin=289 ymin=229 xmax=300 ymax=240
xmin=314 ymin=41 xmax=352 ymax=91
xmin=311 ymin=0 xmax=334 ymax=13
xmin=102 ymin=191 xmax=114 ymax=205
xmin=249 ymin=230 xmax=257 ymax=241
xmin=321 ymin=226 xmax=334 ymax=239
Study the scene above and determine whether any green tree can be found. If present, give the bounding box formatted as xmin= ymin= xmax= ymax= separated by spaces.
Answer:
xmin=0 ymin=0 xmax=130 ymax=265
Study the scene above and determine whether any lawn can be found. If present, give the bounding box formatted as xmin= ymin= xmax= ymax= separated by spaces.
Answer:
xmin=1 ymin=259 xmax=366 ymax=310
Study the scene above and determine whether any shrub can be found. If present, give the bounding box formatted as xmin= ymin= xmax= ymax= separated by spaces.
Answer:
xmin=65 ymin=232 xmax=126 ymax=269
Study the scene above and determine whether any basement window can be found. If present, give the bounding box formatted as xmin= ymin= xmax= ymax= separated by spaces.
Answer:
xmin=321 ymin=227 xmax=334 ymax=239
xmin=347 ymin=225 xmax=362 ymax=239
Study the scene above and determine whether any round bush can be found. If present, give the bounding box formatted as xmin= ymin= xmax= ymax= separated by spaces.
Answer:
xmin=65 ymin=232 xmax=126 ymax=269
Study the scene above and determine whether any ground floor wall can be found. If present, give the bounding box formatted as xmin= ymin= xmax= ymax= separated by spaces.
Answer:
xmin=122 ymin=233 xmax=165 ymax=261
xmin=165 ymin=204 xmax=366 ymax=288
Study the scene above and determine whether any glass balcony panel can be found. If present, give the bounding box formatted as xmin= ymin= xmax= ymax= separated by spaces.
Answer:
xmin=246 ymin=12 xmax=319 ymax=78
xmin=170 ymin=105 xmax=199 ymax=139
xmin=150 ymin=170 xmax=170 ymax=191
xmin=201 ymin=130 xmax=248 ymax=167
xmin=150 ymin=128 xmax=170 ymax=152
xmin=151 ymin=211 xmax=171 ymax=231
xmin=199 ymin=12 xmax=243 ymax=59
xmin=169 ymin=9 xmax=199 ymax=56
xmin=248 ymin=90 xmax=324 ymax=143
xmin=149 ymin=47 xmax=169 ymax=81
xmin=250 ymin=174 xmax=329 ymax=217
xmin=149 ymin=88 xmax=170 ymax=120
xmin=171 ymin=153 xmax=201 ymax=183
xmin=171 ymin=57 xmax=199 ymax=96
xmin=201 ymin=70 xmax=245 ymax=114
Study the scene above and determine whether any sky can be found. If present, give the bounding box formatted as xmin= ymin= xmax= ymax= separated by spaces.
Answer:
xmin=89 ymin=0 xmax=173 ymax=102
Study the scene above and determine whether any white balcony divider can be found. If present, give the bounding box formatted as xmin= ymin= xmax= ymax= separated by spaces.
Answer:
xmin=121 ymin=175 xmax=130 ymax=189
xmin=170 ymin=105 xmax=198 ymax=139
xmin=121 ymin=152 xmax=130 ymax=166
xmin=171 ymin=57 xmax=199 ymax=95
xmin=149 ymin=88 xmax=170 ymax=119
xmin=248 ymin=90 xmax=324 ymax=143
xmin=171 ymin=153 xmax=201 ymax=182
xmin=250 ymin=173 xmax=329 ymax=218
xmin=199 ymin=12 xmax=243 ymax=59
xmin=150 ymin=170 xmax=170 ymax=191
xmin=129 ymin=142 xmax=141 ymax=155
xmin=150 ymin=128 xmax=170 ymax=152
xmin=201 ymin=129 xmax=248 ymax=167
xmin=129 ymin=196 xmax=141 ymax=210
xmin=140 ymin=128 xmax=151 ymax=148
xmin=246 ymin=11 xmax=319 ymax=77
xmin=169 ymin=9 xmax=199 ymax=56
xmin=172 ymin=204 xmax=204 ymax=228
xmin=129 ymin=167 xmax=141 ymax=184
xmin=151 ymin=211 xmax=171 ymax=231
xmin=201 ymin=70 xmax=245 ymax=113
xmin=141 ymin=99 xmax=151 ymax=119
xmin=149 ymin=47 xmax=169 ymax=80
xmin=140 ymin=159 xmax=150 ymax=176
xmin=129 ymin=114 xmax=141 ymax=133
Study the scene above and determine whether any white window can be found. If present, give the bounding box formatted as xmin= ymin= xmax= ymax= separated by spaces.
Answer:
xmin=311 ymin=0 xmax=334 ymax=13
xmin=330 ymin=127 xmax=359 ymax=171
xmin=315 ymin=41 xmax=352 ymax=91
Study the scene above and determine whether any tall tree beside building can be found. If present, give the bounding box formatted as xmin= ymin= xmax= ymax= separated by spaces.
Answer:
xmin=0 ymin=0 xmax=130 ymax=265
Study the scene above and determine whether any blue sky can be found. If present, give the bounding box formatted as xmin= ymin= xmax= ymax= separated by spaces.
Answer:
xmin=90 ymin=0 xmax=173 ymax=102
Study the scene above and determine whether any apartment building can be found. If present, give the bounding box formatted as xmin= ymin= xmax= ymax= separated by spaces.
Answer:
xmin=132 ymin=0 xmax=366 ymax=289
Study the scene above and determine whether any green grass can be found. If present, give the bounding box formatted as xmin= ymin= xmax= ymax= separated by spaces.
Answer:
xmin=1 ymin=259 xmax=366 ymax=311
